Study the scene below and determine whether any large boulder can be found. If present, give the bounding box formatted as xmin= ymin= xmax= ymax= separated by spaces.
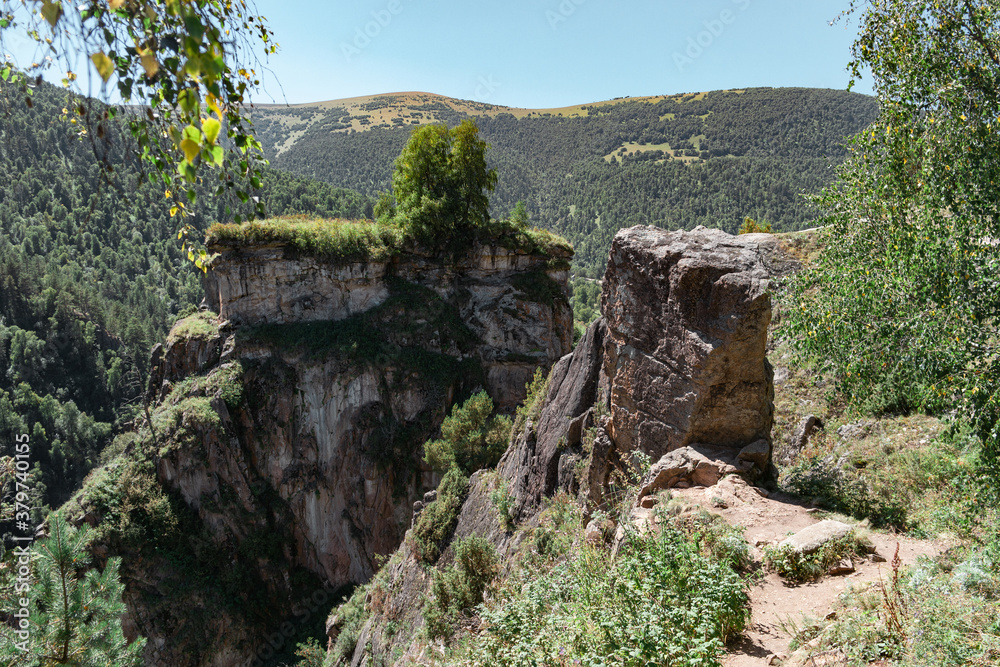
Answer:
xmin=602 ymin=226 xmax=775 ymax=461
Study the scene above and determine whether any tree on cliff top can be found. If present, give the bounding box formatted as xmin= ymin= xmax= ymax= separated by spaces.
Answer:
xmin=379 ymin=119 xmax=498 ymax=245
xmin=785 ymin=0 xmax=1000 ymax=457
xmin=0 ymin=0 xmax=277 ymax=267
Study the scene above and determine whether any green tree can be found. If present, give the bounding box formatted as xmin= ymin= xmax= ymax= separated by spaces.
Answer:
xmin=785 ymin=0 xmax=1000 ymax=456
xmin=423 ymin=391 xmax=511 ymax=475
xmin=385 ymin=119 xmax=497 ymax=243
xmin=0 ymin=0 xmax=278 ymax=267
xmin=0 ymin=512 xmax=144 ymax=665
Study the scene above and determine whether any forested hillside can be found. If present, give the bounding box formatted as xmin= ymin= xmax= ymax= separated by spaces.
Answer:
xmin=253 ymin=88 xmax=878 ymax=274
xmin=0 ymin=81 xmax=373 ymax=512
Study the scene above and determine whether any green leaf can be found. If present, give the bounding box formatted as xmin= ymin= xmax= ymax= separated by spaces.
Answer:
xmin=41 ymin=1 xmax=62 ymax=27
xmin=1 ymin=67 xmax=9 ymax=82
xmin=177 ymin=88 xmax=198 ymax=115
xmin=90 ymin=52 xmax=114 ymax=82
xmin=208 ymin=145 xmax=224 ymax=166
xmin=183 ymin=14 xmax=205 ymax=43
xmin=202 ymin=117 xmax=221 ymax=144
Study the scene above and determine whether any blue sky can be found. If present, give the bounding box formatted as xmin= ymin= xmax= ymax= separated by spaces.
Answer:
xmin=251 ymin=0 xmax=872 ymax=108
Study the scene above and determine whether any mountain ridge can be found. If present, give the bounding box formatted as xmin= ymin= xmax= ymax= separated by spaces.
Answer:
xmin=251 ymin=86 xmax=879 ymax=274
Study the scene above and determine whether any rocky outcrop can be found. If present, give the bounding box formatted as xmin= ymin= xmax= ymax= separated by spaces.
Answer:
xmin=203 ymin=241 xmax=573 ymax=411
xmin=343 ymin=226 xmax=783 ymax=665
xmin=77 ymin=237 xmax=573 ymax=666
xmin=501 ymin=226 xmax=778 ymax=517
xmin=601 ymin=226 xmax=775 ymax=459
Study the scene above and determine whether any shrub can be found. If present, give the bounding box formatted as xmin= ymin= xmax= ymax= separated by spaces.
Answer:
xmin=410 ymin=467 xmax=469 ymax=564
xmin=490 ymin=478 xmax=515 ymax=531
xmin=512 ymin=367 xmax=550 ymax=438
xmin=763 ymin=530 xmax=871 ymax=584
xmin=669 ymin=508 xmax=753 ymax=573
xmin=423 ymin=391 xmax=511 ymax=475
xmin=737 ymin=216 xmax=772 ymax=234
xmin=327 ymin=584 xmax=370 ymax=664
xmin=470 ymin=526 xmax=750 ymax=666
xmin=423 ymin=536 xmax=499 ymax=640
xmin=781 ymin=455 xmax=909 ymax=530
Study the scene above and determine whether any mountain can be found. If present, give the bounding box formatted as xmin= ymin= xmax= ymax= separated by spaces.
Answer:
xmin=251 ymin=88 xmax=878 ymax=274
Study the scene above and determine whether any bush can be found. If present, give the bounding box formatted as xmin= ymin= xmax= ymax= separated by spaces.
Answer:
xmin=489 ymin=478 xmax=515 ymax=531
xmin=423 ymin=536 xmax=499 ymax=640
xmin=512 ymin=367 xmax=549 ymax=438
xmin=738 ymin=216 xmax=772 ymax=234
xmin=423 ymin=391 xmax=511 ymax=475
xmin=410 ymin=467 xmax=469 ymax=564
xmin=470 ymin=526 xmax=750 ymax=666
xmin=763 ymin=531 xmax=870 ymax=584
xmin=327 ymin=584 xmax=370 ymax=664
xmin=781 ymin=455 xmax=909 ymax=530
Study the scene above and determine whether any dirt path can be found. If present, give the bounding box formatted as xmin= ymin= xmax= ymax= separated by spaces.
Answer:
xmin=668 ymin=477 xmax=947 ymax=666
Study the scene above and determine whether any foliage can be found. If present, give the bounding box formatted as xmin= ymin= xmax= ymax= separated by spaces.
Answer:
xmin=784 ymin=0 xmax=1000 ymax=459
xmin=410 ymin=467 xmax=469 ymax=564
xmin=780 ymin=455 xmax=909 ymax=530
xmin=260 ymin=88 xmax=878 ymax=276
xmin=668 ymin=507 xmax=753 ymax=573
xmin=467 ymin=525 xmax=750 ymax=666
xmin=570 ymin=277 xmax=602 ymax=327
xmin=0 ymin=79 xmax=375 ymax=509
xmin=511 ymin=367 xmax=550 ymax=439
xmin=326 ymin=584 xmax=371 ymax=665
xmin=762 ymin=530 xmax=871 ymax=584
xmin=489 ymin=477 xmax=515 ymax=531
xmin=737 ymin=217 xmax=772 ymax=234
xmin=206 ymin=216 xmax=405 ymax=261
xmin=423 ymin=391 xmax=511 ymax=475
xmin=383 ymin=119 xmax=497 ymax=246
xmin=0 ymin=0 xmax=279 ymax=266
xmin=0 ymin=511 xmax=145 ymax=665
xmin=292 ymin=637 xmax=326 ymax=667
xmin=789 ymin=544 xmax=1000 ymax=665
xmin=423 ymin=536 xmax=499 ymax=640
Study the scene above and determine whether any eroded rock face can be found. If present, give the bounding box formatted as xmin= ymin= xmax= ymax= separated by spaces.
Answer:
xmin=203 ymin=242 xmax=573 ymax=411
xmin=498 ymin=318 xmax=610 ymax=514
xmin=87 ymin=239 xmax=573 ymax=667
xmin=602 ymin=226 xmax=775 ymax=459
xmin=339 ymin=226 xmax=783 ymax=666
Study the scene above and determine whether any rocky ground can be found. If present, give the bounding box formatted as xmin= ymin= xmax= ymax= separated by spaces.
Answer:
xmin=660 ymin=479 xmax=948 ymax=666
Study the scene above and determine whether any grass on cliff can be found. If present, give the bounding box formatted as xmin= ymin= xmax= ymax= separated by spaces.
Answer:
xmin=206 ymin=214 xmax=572 ymax=262
xmin=166 ymin=309 xmax=219 ymax=344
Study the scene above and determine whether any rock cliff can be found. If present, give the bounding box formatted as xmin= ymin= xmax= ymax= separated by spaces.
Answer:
xmin=342 ymin=225 xmax=783 ymax=664
xmin=72 ymin=234 xmax=573 ymax=666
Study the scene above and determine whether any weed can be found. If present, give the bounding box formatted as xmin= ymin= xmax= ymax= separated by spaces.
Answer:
xmin=423 ymin=536 xmax=499 ymax=640
xmin=763 ymin=530 xmax=870 ymax=583
xmin=467 ymin=525 xmax=750 ymax=666
xmin=410 ymin=468 xmax=469 ymax=564
xmin=327 ymin=584 xmax=371 ymax=664
xmin=489 ymin=478 xmax=515 ymax=531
